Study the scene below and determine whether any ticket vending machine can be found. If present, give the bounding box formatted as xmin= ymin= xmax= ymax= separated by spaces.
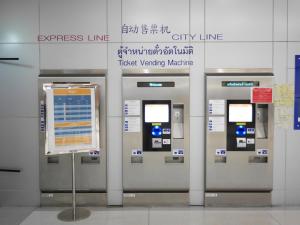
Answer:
xmin=205 ymin=69 xmax=274 ymax=206
xmin=38 ymin=70 xmax=106 ymax=206
xmin=122 ymin=69 xmax=189 ymax=205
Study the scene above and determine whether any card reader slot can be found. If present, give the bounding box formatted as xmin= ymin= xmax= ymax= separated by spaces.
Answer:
xmin=131 ymin=156 xmax=143 ymax=163
xmin=165 ymin=156 xmax=184 ymax=163
xmin=173 ymin=104 xmax=184 ymax=139
xmin=47 ymin=156 xmax=59 ymax=164
xmin=248 ymin=156 xmax=268 ymax=163
xmin=81 ymin=156 xmax=100 ymax=164
xmin=256 ymin=104 xmax=268 ymax=139
xmin=215 ymin=156 xmax=227 ymax=163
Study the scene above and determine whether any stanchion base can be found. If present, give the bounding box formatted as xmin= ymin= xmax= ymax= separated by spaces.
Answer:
xmin=57 ymin=207 xmax=91 ymax=222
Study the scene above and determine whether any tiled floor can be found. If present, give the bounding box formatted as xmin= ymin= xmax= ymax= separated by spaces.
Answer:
xmin=0 ymin=207 xmax=35 ymax=225
xmin=2 ymin=206 xmax=300 ymax=225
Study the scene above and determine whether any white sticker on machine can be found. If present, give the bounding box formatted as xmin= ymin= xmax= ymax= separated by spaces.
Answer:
xmin=216 ymin=149 xmax=226 ymax=156
xmin=89 ymin=149 xmax=100 ymax=156
xmin=131 ymin=149 xmax=143 ymax=156
xmin=208 ymin=117 xmax=225 ymax=132
xmin=163 ymin=139 xmax=171 ymax=145
xmin=173 ymin=149 xmax=184 ymax=156
xmin=124 ymin=117 xmax=141 ymax=132
xmin=124 ymin=100 xmax=141 ymax=116
xmin=257 ymin=149 xmax=269 ymax=156
xmin=208 ymin=100 xmax=225 ymax=115
xmin=247 ymin=138 xmax=255 ymax=144
xmin=205 ymin=193 xmax=218 ymax=197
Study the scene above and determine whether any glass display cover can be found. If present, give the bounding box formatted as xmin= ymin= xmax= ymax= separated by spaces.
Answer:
xmin=229 ymin=104 xmax=253 ymax=122
xmin=145 ymin=104 xmax=169 ymax=122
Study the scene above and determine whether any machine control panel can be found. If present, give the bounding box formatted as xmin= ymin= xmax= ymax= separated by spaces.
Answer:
xmin=227 ymin=100 xmax=256 ymax=151
xmin=142 ymin=100 xmax=171 ymax=151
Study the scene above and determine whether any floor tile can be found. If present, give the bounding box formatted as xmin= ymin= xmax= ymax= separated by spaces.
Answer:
xmin=11 ymin=206 xmax=300 ymax=225
xmin=268 ymin=207 xmax=300 ymax=225
xmin=20 ymin=207 xmax=148 ymax=225
xmin=0 ymin=207 xmax=35 ymax=225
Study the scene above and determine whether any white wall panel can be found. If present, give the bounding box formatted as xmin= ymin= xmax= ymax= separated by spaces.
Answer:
xmin=122 ymin=0 xmax=189 ymax=42
xmin=0 ymin=118 xmax=39 ymax=206
xmin=287 ymin=68 xmax=295 ymax=84
xmin=274 ymin=0 xmax=288 ymax=41
xmin=205 ymin=42 xmax=273 ymax=68
xmin=272 ymin=127 xmax=286 ymax=205
xmin=272 ymin=190 xmax=286 ymax=206
xmin=287 ymin=42 xmax=300 ymax=69
xmin=107 ymin=44 xmax=122 ymax=117
xmin=273 ymin=42 xmax=288 ymax=84
xmin=288 ymin=0 xmax=300 ymax=41
xmin=190 ymin=0 xmax=204 ymax=43
xmin=40 ymin=44 xmax=107 ymax=69
xmin=0 ymin=44 xmax=39 ymax=117
xmin=107 ymin=116 xmax=123 ymax=205
xmin=189 ymin=116 xmax=205 ymax=205
xmin=108 ymin=0 xmax=122 ymax=43
xmin=190 ymin=43 xmax=205 ymax=117
xmin=205 ymin=0 xmax=273 ymax=41
xmin=272 ymin=43 xmax=288 ymax=206
xmin=286 ymin=189 xmax=300 ymax=206
xmin=0 ymin=0 xmax=38 ymax=43
xmin=40 ymin=0 xmax=107 ymax=36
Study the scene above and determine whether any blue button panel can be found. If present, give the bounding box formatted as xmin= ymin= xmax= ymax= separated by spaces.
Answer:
xmin=235 ymin=125 xmax=246 ymax=137
xmin=151 ymin=125 xmax=162 ymax=137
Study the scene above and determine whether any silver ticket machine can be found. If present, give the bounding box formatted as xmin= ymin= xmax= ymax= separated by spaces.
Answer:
xmin=38 ymin=70 xmax=106 ymax=206
xmin=205 ymin=69 xmax=274 ymax=206
xmin=122 ymin=69 xmax=189 ymax=205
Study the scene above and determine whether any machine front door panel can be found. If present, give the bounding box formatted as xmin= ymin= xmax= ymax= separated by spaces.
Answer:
xmin=205 ymin=75 xmax=273 ymax=192
xmin=122 ymin=75 xmax=189 ymax=191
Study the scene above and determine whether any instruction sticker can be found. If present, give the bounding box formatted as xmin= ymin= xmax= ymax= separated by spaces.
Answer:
xmin=251 ymin=87 xmax=273 ymax=103
xmin=163 ymin=139 xmax=171 ymax=145
xmin=208 ymin=100 xmax=225 ymax=115
xmin=132 ymin=149 xmax=143 ymax=156
xmin=40 ymin=100 xmax=46 ymax=132
xmin=163 ymin=128 xmax=171 ymax=134
xmin=124 ymin=117 xmax=140 ymax=132
xmin=216 ymin=149 xmax=226 ymax=157
xmin=124 ymin=100 xmax=141 ymax=116
xmin=89 ymin=150 xmax=100 ymax=156
xmin=173 ymin=149 xmax=184 ymax=156
xmin=247 ymin=128 xmax=255 ymax=134
xmin=257 ymin=149 xmax=269 ymax=156
xmin=208 ymin=117 xmax=225 ymax=132
xmin=247 ymin=138 xmax=255 ymax=144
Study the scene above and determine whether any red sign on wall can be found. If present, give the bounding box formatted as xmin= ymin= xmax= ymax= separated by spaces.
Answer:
xmin=251 ymin=87 xmax=273 ymax=103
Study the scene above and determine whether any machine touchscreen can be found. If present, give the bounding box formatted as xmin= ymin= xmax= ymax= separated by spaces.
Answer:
xmin=229 ymin=104 xmax=253 ymax=122
xmin=145 ymin=104 xmax=169 ymax=123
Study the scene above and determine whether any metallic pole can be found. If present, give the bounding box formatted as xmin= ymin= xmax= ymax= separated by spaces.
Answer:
xmin=72 ymin=152 xmax=76 ymax=221
xmin=58 ymin=152 xmax=90 ymax=221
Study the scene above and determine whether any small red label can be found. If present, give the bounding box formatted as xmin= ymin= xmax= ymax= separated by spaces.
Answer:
xmin=251 ymin=88 xmax=273 ymax=103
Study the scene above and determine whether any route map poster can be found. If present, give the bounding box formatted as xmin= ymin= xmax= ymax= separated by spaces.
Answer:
xmin=44 ymin=85 xmax=99 ymax=155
